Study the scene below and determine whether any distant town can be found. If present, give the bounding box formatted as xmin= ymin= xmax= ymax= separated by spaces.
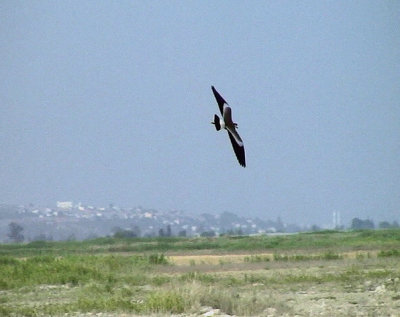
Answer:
xmin=0 ymin=202 xmax=398 ymax=243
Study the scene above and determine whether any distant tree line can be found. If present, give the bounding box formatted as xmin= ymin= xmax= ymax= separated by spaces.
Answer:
xmin=5 ymin=217 xmax=400 ymax=243
xmin=111 ymin=224 xmax=188 ymax=239
xmin=108 ymin=219 xmax=400 ymax=239
xmin=377 ymin=220 xmax=399 ymax=229
xmin=112 ymin=225 xmax=141 ymax=238
xmin=350 ymin=218 xmax=399 ymax=230
xmin=351 ymin=218 xmax=375 ymax=230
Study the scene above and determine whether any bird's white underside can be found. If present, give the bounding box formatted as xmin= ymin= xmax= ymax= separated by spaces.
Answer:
xmin=221 ymin=105 xmax=244 ymax=147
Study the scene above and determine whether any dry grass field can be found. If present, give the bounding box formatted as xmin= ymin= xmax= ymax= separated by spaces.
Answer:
xmin=164 ymin=252 xmax=400 ymax=316
xmin=1 ymin=230 xmax=399 ymax=316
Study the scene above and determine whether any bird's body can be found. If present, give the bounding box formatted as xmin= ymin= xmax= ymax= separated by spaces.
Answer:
xmin=211 ymin=86 xmax=246 ymax=167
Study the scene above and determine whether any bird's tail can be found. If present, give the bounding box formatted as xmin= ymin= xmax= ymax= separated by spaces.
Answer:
xmin=213 ymin=114 xmax=221 ymax=131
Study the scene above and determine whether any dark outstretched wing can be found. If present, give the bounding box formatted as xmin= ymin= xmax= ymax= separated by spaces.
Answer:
xmin=211 ymin=86 xmax=228 ymax=115
xmin=211 ymin=85 xmax=246 ymax=167
xmin=227 ymin=130 xmax=246 ymax=167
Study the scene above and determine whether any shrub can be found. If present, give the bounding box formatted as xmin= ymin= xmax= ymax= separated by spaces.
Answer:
xmin=146 ymin=291 xmax=185 ymax=313
xmin=148 ymin=253 xmax=168 ymax=265
xmin=378 ymin=249 xmax=400 ymax=257
xmin=244 ymin=255 xmax=270 ymax=262
xmin=0 ymin=256 xmax=18 ymax=265
xmin=322 ymin=251 xmax=342 ymax=260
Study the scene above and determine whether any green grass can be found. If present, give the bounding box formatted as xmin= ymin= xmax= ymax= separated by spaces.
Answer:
xmin=1 ymin=229 xmax=399 ymax=316
xmin=2 ymin=229 xmax=400 ymax=257
xmin=0 ymin=254 xmax=168 ymax=290
xmin=272 ymin=250 xmax=342 ymax=262
xmin=244 ymin=254 xmax=271 ymax=262
xmin=378 ymin=249 xmax=400 ymax=257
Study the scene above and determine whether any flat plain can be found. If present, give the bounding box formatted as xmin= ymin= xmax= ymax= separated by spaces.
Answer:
xmin=1 ymin=230 xmax=400 ymax=316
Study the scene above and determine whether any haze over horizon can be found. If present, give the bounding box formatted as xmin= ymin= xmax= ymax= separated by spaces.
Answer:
xmin=1 ymin=2 xmax=399 ymax=226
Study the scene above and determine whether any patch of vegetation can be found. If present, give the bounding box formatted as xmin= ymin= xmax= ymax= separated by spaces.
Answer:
xmin=146 ymin=291 xmax=185 ymax=313
xmin=148 ymin=253 xmax=168 ymax=264
xmin=0 ymin=254 xmax=168 ymax=290
xmin=179 ymin=272 xmax=218 ymax=284
xmin=197 ymin=287 xmax=273 ymax=315
xmin=244 ymin=254 xmax=271 ymax=262
xmin=378 ymin=249 xmax=400 ymax=257
xmin=272 ymin=251 xmax=342 ymax=262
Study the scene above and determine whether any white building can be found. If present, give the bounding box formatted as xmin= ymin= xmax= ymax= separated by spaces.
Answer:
xmin=57 ymin=201 xmax=73 ymax=210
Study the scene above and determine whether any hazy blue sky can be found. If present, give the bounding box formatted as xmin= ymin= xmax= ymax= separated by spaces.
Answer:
xmin=1 ymin=1 xmax=399 ymax=226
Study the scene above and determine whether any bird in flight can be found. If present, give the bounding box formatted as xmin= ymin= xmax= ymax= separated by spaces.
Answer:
xmin=211 ymin=86 xmax=246 ymax=167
